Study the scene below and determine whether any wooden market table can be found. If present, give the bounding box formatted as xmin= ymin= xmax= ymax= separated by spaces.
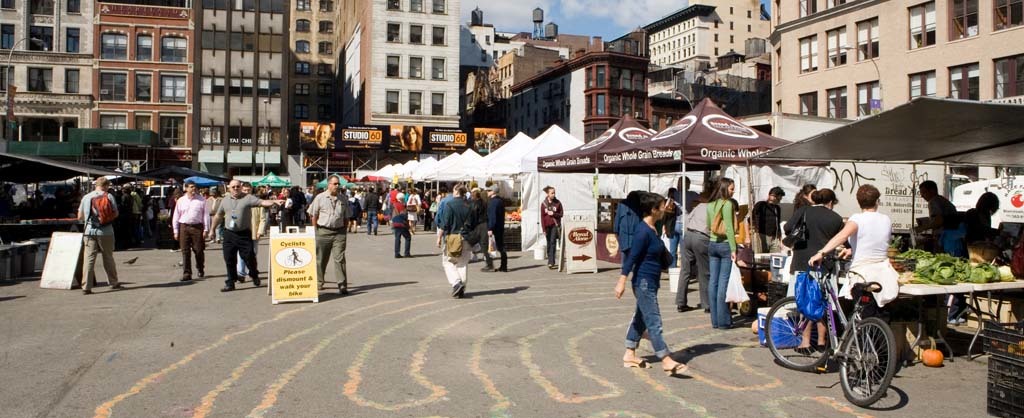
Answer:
xmin=965 ymin=280 xmax=1024 ymax=360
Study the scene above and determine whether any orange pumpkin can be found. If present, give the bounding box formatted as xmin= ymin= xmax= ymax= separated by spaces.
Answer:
xmin=921 ymin=337 xmax=944 ymax=367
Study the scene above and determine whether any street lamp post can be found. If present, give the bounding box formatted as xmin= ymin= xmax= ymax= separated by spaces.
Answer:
xmin=3 ymin=37 xmax=45 ymax=143
xmin=840 ymin=46 xmax=882 ymax=113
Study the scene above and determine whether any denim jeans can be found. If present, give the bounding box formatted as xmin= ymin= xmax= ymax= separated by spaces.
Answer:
xmin=393 ymin=227 xmax=411 ymax=256
xmin=625 ymin=277 xmax=670 ymax=358
xmin=668 ymin=223 xmax=683 ymax=267
xmin=707 ymin=241 xmax=733 ymax=329
xmin=545 ymin=225 xmax=559 ymax=265
xmin=367 ymin=210 xmax=379 ymax=235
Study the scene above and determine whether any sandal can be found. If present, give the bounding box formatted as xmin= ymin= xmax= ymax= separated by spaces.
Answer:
xmin=623 ymin=359 xmax=650 ymax=368
xmin=664 ymin=363 xmax=689 ymax=377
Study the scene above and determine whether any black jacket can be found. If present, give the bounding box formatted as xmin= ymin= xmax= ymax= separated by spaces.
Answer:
xmin=785 ymin=205 xmax=845 ymax=273
xmin=363 ymin=192 xmax=381 ymax=211
xmin=487 ymin=196 xmax=505 ymax=232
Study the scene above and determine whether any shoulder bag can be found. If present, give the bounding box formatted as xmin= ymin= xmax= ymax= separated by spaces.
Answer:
xmin=710 ymin=200 xmax=727 ymax=238
xmin=782 ymin=209 xmax=808 ymax=248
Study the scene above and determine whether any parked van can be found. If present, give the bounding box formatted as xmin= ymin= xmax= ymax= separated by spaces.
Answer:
xmin=952 ymin=176 xmax=1024 ymax=226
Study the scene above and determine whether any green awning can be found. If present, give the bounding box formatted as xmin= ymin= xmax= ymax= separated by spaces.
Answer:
xmin=317 ymin=174 xmax=352 ymax=189
xmin=7 ymin=141 xmax=82 ymax=157
xmin=68 ymin=128 xmax=158 ymax=146
xmin=252 ymin=171 xmax=291 ymax=187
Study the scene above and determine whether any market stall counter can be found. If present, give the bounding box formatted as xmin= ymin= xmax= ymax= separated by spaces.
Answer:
xmin=967 ymin=281 xmax=1024 ymax=359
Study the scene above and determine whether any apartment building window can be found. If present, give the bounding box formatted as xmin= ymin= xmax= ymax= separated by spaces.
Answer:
xmin=64 ymin=69 xmax=79 ymax=93
xmin=714 ymin=33 xmax=718 ymax=42
xmin=319 ymin=0 xmax=333 ymax=12
xmin=65 ymin=28 xmax=80 ymax=53
xmin=161 ymin=37 xmax=187 ymax=62
xmin=950 ymin=63 xmax=980 ymax=100
xmin=857 ymin=81 xmax=880 ymax=116
xmin=386 ymin=91 xmax=399 ymax=113
xmin=995 ymin=54 xmax=1024 ymax=98
xmin=431 ymin=58 xmax=445 ymax=80
xmin=259 ymin=79 xmax=282 ymax=96
xmin=296 ymin=0 xmax=310 ymax=11
xmin=296 ymin=20 xmax=310 ymax=32
xmin=827 ymin=87 xmax=847 ymax=118
xmin=136 ymin=73 xmax=152 ymax=102
xmin=432 ymin=26 xmax=445 ymax=45
xmin=136 ymin=35 xmax=153 ymax=60
xmin=408 ymin=91 xmax=422 ymax=114
xmin=296 ymin=40 xmax=310 ymax=53
xmin=799 ymin=35 xmax=818 ymax=73
xmin=161 ymin=75 xmax=186 ymax=103
xmin=67 ymin=0 xmax=79 ymax=13
xmin=100 ymin=115 xmax=127 ymax=129
xmin=856 ymin=18 xmax=879 ymax=60
xmin=409 ymin=56 xmax=423 ymax=79
xmin=909 ymin=2 xmax=936 ymax=49
xmin=201 ymin=77 xmax=225 ymax=94
xmin=410 ymin=25 xmax=423 ymax=44
xmin=1 ymin=25 xmax=12 ymax=49
xmin=1 ymin=0 xmax=13 ymax=9
xmin=387 ymin=23 xmax=400 ymax=42
xmin=136 ymin=115 xmax=151 ymax=132
xmin=30 ymin=0 xmax=54 ymax=14
xmin=387 ymin=0 xmax=399 ymax=10
xmin=596 ymin=66 xmax=606 ymax=88
xmin=258 ymin=34 xmax=284 ymax=52
xmin=799 ymin=0 xmax=817 ymax=17
xmin=826 ymin=27 xmax=847 ymax=67
xmin=951 ymin=0 xmax=979 ymax=39
xmin=101 ymin=33 xmax=127 ymax=59
xmin=30 ymin=26 xmax=53 ymax=51
xmin=100 ymin=72 xmax=126 ymax=100
xmin=318 ymin=83 xmax=331 ymax=96
xmin=909 ymin=71 xmax=936 ymax=99
xmin=319 ymin=21 xmax=333 ymax=33
xmin=295 ymin=83 xmax=309 ymax=95
xmin=200 ymin=125 xmax=222 ymax=144
xmin=799 ymin=92 xmax=817 ymax=116
xmin=386 ymin=56 xmax=400 ymax=77
xmin=995 ymin=0 xmax=1024 ymax=30
xmin=431 ymin=92 xmax=444 ymax=115
xmin=318 ymin=41 xmax=332 ymax=54
xmin=609 ymin=96 xmax=620 ymax=117
xmin=748 ymin=24 xmax=751 ymax=32
xmin=747 ymin=10 xmax=752 ymax=18
xmin=294 ymin=104 xmax=309 ymax=118
xmin=317 ymin=63 xmax=332 ymax=75
xmin=595 ymin=94 xmax=606 ymax=115
xmin=317 ymin=104 xmax=331 ymax=119
xmin=826 ymin=0 xmax=848 ymax=7
xmin=433 ymin=0 xmax=445 ymax=13
xmin=411 ymin=0 xmax=423 ymax=12
xmin=160 ymin=117 xmax=185 ymax=147
xmin=295 ymin=61 xmax=310 ymax=74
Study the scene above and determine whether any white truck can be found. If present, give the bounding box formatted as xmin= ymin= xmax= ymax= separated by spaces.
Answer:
xmin=952 ymin=176 xmax=1024 ymax=227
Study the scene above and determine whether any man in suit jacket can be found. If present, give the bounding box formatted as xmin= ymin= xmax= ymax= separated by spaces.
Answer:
xmin=483 ymin=184 xmax=507 ymax=272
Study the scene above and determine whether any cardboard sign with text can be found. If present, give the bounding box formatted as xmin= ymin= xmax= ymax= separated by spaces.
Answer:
xmin=270 ymin=228 xmax=318 ymax=304
xmin=40 ymin=232 xmax=83 ymax=290
xmin=561 ymin=211 xmax=598 ymax=274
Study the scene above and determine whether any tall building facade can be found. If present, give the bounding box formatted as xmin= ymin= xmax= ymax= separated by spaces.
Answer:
xmin=1 ymin=0 xmax=94 ymax=144
xmin=647 ymin=0 xmax=770 ymax=71
xmin=290 ymin=0 xmax=338 ymax=140
xmin=94 ymin=0 xmax=194 ymax=166
xmin=193 ymin=0 xmax=289 ymax=177
xmin=772 ymin=0 xmax=1024 ymax=120
xmin=340 ymin=0 xmax=461 ymax=129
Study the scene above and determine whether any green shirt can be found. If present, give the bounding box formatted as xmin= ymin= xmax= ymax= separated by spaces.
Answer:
xmin=708 ymin=199 xmax=737 ymax=253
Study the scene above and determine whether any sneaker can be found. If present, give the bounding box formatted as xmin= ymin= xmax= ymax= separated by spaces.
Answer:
xmin=110 ymin=284 xmax=123 ymax=290
xmin=451 ymin=282 xmax=464 ymax=298
xmin=82 ymin=289 xmax=92 ymax=295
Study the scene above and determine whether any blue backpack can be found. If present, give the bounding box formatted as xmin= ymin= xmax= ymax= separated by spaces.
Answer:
xmin=795 ymin=271 xmax=826 ymax=321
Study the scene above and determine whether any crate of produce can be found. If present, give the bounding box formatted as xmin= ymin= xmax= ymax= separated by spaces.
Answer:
xmin=766 ymin=281 xmax=789 ymax=306
xmin=988 ymin=357 xmax=1024 ymax=418
xmin=983 ymin=321 xmax=1024 ymax=364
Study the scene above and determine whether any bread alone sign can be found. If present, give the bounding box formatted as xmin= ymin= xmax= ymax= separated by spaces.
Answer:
xmin=561 ymin=211 xmax=598 ymax=274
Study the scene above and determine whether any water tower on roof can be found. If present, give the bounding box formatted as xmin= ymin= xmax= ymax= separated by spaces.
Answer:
xmin=533 ymin=7 xmax=544 ymax=39
xmin=471 ymin=7 xmax=483 ymax=26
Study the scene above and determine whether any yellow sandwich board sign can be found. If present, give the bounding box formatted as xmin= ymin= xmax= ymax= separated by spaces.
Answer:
xmin=270 ymin=227 xmax=318 ymax=304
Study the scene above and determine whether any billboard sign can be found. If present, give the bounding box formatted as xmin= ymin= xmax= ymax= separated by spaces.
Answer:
xmin=473 ymin=127 xmax=507 ymax=155
xmin=425 ymin=127 xmax=469 ymax=152
xmin=339 ymin=125 xmax=387 ymax=150
xmin=389 ymin=125 xmax=424 ymax=152
xmin=299 ymin=122 xmax=335 ymax=150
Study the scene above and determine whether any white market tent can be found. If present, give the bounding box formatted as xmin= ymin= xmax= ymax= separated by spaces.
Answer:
xmin=424 ymin=150 xmax=482 ymax=182
xmin=395 ymin=159 xmax=420 ymax=179
xmin=410 ymin=157 xmax=439 ymax=182
xmin=517 ymin=125 xmax=588 ymax=252
xmin=373 ymin=164 xmax=397 ymax=179
xmin=466 ymin=132 xmax=536 ymax=179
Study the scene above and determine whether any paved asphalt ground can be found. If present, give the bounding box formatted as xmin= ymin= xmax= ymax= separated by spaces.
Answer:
xmin=0 ymin=227 xmax=991 ymax=418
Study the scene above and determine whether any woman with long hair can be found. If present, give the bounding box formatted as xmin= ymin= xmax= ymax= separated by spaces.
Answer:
xmin=616 ymin=192 xmax=688 ymax=376
xmin=793 ymin=184 xmax=817 ymax=212
xmin=706 ymin=177 xmax=737 ymax=329
xmin=787 ymin=188 xmax=844 ymax=353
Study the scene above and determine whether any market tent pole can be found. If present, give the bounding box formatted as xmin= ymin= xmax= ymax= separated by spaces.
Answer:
xmin=910 ymin=164 xmax=918 ymax=249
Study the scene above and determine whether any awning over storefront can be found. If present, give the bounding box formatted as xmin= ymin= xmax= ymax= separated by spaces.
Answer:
xmin=140 ymin=166 xmax=231 ymax=182
xmin=756 ymin=97 xmax=1024 ymax=166
xmin=537 ymin=115 xmax=655 ymax=172
xmin=0 ymin=151 xmax=152 ymax=183
xmin=68 ymin=128 xmax=158 ymax=146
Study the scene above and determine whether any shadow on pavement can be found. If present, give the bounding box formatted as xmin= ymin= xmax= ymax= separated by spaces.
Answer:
xmin=862 ymin=384 xmax=909 ymax=411
xmin=0 ymin=295 xmax=26 ymax=302
xmin=671 ymin=343 xmax=735 ymax=363
xmin=119 ymin=280 xmax=202 ymax=290
xmin=353 ymin=281 xmax=418 ymax=291
xmin=505 ymin=265 xmax=542 ymax=273
xmin=462 ymin=285 xmax=530 ymax=299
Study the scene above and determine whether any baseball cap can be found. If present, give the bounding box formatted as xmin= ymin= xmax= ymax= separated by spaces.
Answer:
xmin=769 ymin=187 xmax=785 ymax=197
xmin=488 ymin=184 xmax=499 ymax=193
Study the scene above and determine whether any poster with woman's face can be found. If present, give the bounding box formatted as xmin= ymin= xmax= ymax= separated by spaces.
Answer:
xmin=300 ymin=122 xmax=335 ymax=150
xmin=389 ymin=125 xmax=423 ymax=152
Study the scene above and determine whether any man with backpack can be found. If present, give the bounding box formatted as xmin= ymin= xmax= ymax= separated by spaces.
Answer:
xmin=436 ymin=186 xmax=474 ymax=298
xmin=76 ymin=177 xmax=122 ymax=295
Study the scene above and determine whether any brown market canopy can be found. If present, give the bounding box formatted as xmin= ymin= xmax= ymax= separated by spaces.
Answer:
xmin=0 ymin=152 xmax=153 ymax=183
xmin=755 ymin=97 xmax=1024 ymax=166
xmin=537 ymin=115 xmax=656 ymax=172
xmin=598 ymin=98 xmax=791 ymax=171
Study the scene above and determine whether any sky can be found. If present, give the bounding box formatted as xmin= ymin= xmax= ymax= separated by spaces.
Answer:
xmin=461 ymin=0 xmax=771 ymax=39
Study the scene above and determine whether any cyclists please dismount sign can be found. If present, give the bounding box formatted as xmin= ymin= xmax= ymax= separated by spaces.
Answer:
xmin=269 ymin=228 xmax=318 ymax=304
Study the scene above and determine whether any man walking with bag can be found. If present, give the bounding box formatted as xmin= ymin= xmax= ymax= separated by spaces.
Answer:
xmin=77 ymin=177 xmax=121 ymax=295
xmin=309 ymin=175 xmax=352 ymax=294
xmin=483 ymin=184 xmax=507 ymax=272
xmin=437 ymin=186 xmax=473 ymax=298
xmin=172 ymin=180 xmax=209 ymax=282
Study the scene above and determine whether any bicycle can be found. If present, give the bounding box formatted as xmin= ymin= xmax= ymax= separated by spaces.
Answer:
xmin=764 ymin=255 xmax=897 ymax=407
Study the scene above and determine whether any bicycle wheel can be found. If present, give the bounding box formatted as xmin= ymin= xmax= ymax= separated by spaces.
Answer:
xmin=839 ymin=316 xmax=897 ymax=407
xmin=765 ymin=296 xmax=830 ymax=372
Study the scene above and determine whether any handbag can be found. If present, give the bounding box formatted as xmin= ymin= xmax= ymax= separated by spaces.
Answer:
xmin=710 ymin=201 xmax=727 ymax=238
xmin=445 ymin=234 xmax=463 ymax=258
xmin=794 ymin=271 xmax=826 ymax=321
xmin=782 ymin=211 xmax=807 ymax=248
xmin=487 ymin=235 xmax=499 ymax=257
xmin=725 ymin=264 xmax=750 ymax=303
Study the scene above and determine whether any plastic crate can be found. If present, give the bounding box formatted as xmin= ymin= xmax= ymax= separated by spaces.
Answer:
xmin=988 ymin=381 xmax=1024 ymax=418
xmin=984 ymin=321 xmax=1024 ymax=364
xmin=989 ymin=357 xmax=1024 ymax=392
xmin=766 ymin=281 xmax=789 ymax=306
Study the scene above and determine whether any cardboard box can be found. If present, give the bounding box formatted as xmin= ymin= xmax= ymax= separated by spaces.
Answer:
xmin=966 ymin=296 xmax=1024 ymax=329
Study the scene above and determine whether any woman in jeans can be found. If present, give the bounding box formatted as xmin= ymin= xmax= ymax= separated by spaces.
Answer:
xmin=616 ymin=192 xmax=688 ymax=376
xmin=706 ymin=177 xmax=737 ymax=329
xmin=541 ymin=186 xmax=563 ymax=269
